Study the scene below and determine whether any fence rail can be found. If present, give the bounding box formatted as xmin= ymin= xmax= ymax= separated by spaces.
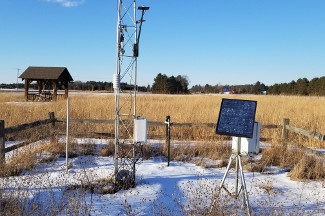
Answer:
xmin=282 ymin=118 xmax=325 ymax=141
xmin=1 ymin=114 xmax=324 ymax=166
xmin=4 ymin=119 xmax=52 ymax=134
xmin=56 ymin=118 xmax=115 ymax=124
xmin=286 ymin=125 xmax=325 ymax=141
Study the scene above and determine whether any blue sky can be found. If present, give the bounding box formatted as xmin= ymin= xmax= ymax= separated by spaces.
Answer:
xmin=1 ymin=0 xmax=325 ymax=87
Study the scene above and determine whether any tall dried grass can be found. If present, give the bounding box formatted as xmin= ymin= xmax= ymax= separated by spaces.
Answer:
xmin=1 ymin=92 xmax=324 ymax=147
xmin=2 ymin=91 xmax=325 ymax=178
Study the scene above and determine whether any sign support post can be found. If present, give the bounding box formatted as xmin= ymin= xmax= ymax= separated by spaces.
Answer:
xmin=165 ymin=116 xmax=172 ymax=166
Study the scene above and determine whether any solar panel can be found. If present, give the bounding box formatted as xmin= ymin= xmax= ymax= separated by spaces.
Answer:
xmin=216 ymin=98 xmax=257 ymax=138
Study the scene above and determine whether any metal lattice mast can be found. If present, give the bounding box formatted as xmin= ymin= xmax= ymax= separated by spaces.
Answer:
xmin=114 ymin=0 xmax=149 ymax=187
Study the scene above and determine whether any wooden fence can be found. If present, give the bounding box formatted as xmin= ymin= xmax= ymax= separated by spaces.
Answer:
xmin=1 ymin=113 xmax=324 ymax=166
xmin=281 ymin=118 xmax=325 ymax=141
xmin=0 ymin=113 xmax=56 ymax=165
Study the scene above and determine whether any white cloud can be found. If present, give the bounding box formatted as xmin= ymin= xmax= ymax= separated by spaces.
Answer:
xmin=45 ymin=0 xmax=85 ymax=7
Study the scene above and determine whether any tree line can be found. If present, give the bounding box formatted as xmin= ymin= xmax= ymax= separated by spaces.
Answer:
xmin=267 ymin=77 xmax=325 ymax=96
xmin=190 ymin=77 xmax=325 ymax=96
xmin=68 ymin=81 xmax=149 ymax=92
xmin=190 ymin=81 xmax=268 ymax=94
xmin=151 ymin=73 xmax=189 ymax=94
xmin=0 ymin=81 xmax=149 ymax=92
xmin=2 ymin=75 xmax=325 ymax=96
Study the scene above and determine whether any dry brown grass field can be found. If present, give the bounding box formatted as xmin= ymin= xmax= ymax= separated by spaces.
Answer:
xmin=1 ymin=91 xmax=324 ymax=148
xmin=1 ymin=91 xmax=325 ymax=215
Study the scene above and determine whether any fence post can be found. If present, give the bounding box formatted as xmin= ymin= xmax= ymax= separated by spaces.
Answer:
xmin=49 ymin=112 xmax=57 ymax=144
xmin=0 ymin=120 xmax=5 ymax=168
xmin=282 ymin=118 xmax=290 ymax=140
xmin=165 ymin=116 xmax=171 ymax=166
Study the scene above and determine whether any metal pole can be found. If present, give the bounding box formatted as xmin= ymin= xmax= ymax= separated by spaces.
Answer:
xmin=165 ymin=116 xmax=171 ymax=166
xmin=235 ymin=137 xmax=241 ymax=197
xmin=66 ymin=97 xmax=69 ymax=173
xmin=114 ymin=88 xmax=120 ymax=180
xmin=133 ymin=143 xmax=136 ymax=185
xmin=114 ymin=0 xmax=122 ymax=181
xmin=0 ymin=120 xmax=5 ymax=169
xmin=133 ymin=0 xmax=137 ymax=117
xmin=16 ymin=68 xmax=21 ymax=91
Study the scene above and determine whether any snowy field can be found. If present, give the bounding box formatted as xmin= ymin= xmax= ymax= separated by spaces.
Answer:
xmin=1 ymin=138 xmax=325 ymax=215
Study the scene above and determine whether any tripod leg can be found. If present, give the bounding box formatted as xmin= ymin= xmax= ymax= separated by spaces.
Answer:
xmin=219 ymin=154 xmax=234 ymax=189
xmin=235 ymin=154 xmax=239 ymax=197
xmin=210 ymin=154 xmax=235 ymax=214
xmin=238 ymin=156 xmax=251 ymax=216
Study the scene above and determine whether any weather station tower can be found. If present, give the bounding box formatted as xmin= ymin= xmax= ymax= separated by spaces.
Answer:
xmin=113 ymin=0 xmax=149 ymax=189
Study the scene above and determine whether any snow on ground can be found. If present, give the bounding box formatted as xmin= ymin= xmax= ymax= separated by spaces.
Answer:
xmin=1 ymin=139 xmax=325 ymax=215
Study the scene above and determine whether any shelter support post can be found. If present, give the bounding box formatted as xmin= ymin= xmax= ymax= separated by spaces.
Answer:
xmin=37 ymin=80 xmax=42 ymax=95
xmin=53 ymin=81 xmax=58 ymax=101
xmin=24 ymin=79 xmax=29 ymax=101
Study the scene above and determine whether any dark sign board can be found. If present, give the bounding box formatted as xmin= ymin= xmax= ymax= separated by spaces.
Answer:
xmin=216 ymin=98 xmax=257 ymax=138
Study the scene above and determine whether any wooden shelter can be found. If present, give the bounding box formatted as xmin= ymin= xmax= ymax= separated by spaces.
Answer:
xmin=19 ymin=66 xmax=73 ymax=101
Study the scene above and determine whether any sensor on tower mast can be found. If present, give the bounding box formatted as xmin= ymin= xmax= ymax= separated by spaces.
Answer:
xmin=114 ymin=0 xmax=149 ymax=189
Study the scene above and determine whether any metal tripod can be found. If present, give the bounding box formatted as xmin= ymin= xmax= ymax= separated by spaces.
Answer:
xmin=219 ymin=137 xmax=251 ymax=215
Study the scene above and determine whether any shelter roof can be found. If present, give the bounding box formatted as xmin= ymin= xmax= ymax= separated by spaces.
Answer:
xmin=19 ymin=66 xmax=73 ymax=82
